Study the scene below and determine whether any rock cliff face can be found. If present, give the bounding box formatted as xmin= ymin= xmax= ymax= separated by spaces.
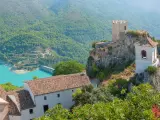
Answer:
xmin=148 ymin=69 xmax=160 ymax=91
xmin=87 ymin=31 xmax=151 ymax=77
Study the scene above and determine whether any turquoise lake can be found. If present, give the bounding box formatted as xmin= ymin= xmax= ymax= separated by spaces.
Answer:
xmin=0 ymin=64 xmax=52 ymax=87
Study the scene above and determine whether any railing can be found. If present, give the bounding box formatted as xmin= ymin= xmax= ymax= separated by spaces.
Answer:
xmin=152 ymin=59 xmax=159 ymax=67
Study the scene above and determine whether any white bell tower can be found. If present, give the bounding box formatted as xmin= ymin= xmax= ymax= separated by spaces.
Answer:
xmin=135 ymin=35 xmax=159 ymax=73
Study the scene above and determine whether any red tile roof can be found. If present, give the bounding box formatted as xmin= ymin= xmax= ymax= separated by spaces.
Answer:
xmin=25 ymin=73 xmax=91 ymax=96
xmin=135 ymin=36 xmax=158 ymax=48
xmin=147 ymin=37 xmax=158 ymax=47
xmin=7 ymin=90 xmax=35 ymax=111
xmin=0 ymin=87 xmax=34 ymax=116
xmin=0 ymin=86 xmax=6 ymax=100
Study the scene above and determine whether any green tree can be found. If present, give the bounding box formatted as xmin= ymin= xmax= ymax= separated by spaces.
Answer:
xmin=0 ymin=82 xmax=19 ymax=91
xmin=54 ymin=60 xmax=85 ymax=75
xmin=73 ymin=84 xmax=160 ymax=120
xmin=107 ymin=79 xmax=129 ymax=98
xmin=35 ymin=105 xmax=71 ymax=120
xmin=33 ymin=76 xmax=39 ymax=80
xmin=73 ymin=85 xmax=114 ymax=106
xmin=125 ymin=84 xmax=160 ymax=119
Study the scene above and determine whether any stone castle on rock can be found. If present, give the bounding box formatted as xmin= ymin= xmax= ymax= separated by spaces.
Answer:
xmin=88 ymin=20 xmax=159 ymax=74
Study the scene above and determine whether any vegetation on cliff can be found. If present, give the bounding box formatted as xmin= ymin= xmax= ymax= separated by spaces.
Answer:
xmin=147 ymin=66 xmax=158 ymax=74
xmin=87 ymin=54 xmax=134 ymax=81
xmin=126 ymin=30 xmax=149 ymax=37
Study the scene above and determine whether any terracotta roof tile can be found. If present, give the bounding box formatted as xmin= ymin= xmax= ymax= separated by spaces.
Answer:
xmin=0 ymin=86 xmax=6 ymax=100
xmin=6 ymin=89 xmax=35 ymax=116
xmin=135 ymin=36 xmax=158 ymax=48
xmin=147 ymin=37 xmax=158 ymax=47
xmin=7 ymin=95 xmax=21 ymax=116
xmin=7 ymin=90 xmax=35 ymax=111
xmin=25 ymin=73 xmax=91 ymax=96
xmin=0 ymin=87 xmax=34 ymax=117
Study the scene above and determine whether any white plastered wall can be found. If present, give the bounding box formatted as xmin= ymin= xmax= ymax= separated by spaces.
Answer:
xmin=135 ymin=44 xmax=157 ymax=73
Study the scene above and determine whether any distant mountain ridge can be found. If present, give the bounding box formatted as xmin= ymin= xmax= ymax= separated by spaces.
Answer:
xmin=0 ymin=0 xmax=160 ymax=68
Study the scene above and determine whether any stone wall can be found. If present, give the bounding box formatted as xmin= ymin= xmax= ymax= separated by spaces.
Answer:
xmin=148 ymin=68 xmax=160 ymax=91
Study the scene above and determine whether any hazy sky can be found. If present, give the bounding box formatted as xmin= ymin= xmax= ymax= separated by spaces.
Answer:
xmin=129 ymin=0 xmax=160 ymax=13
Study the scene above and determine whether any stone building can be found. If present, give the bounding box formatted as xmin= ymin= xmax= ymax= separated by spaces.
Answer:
xmin=112 ymin=20 xmax=128 ymax=42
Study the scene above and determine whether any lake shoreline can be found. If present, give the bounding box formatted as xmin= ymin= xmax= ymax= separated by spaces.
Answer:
xmin=0 ymin=63 xmax=52 ymax=86
xmin=0 ymin=60 xmax=39 ymax=74
xmin=11 ymin=69 xmax=30 ymax=74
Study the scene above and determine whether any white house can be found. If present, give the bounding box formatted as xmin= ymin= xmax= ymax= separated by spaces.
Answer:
xmin=0 ymin=73 xmax=91 ymax=120
xmin=135 ymin=34 xmax=159 ymax=73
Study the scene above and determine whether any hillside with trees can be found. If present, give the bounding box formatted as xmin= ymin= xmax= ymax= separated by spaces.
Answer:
xmin=1 ymin=0 xmax=160 ymax=69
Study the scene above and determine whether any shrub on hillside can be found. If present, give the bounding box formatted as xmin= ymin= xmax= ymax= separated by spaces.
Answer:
xmin=146 ymin=66 xmax=157 ymax=74
xmin=127 ymin=30 xmax=149 ymax=37
xmin=92 ymin=40 xmax=108 ymax=48
xmin=1 ymin=82 xmax=19 ymax=92
xmin=54 ymin=60 xmax=85 ymax=75
xmin=108 ymin=79 xmax=129 ymax=98
xmin=92 ymin=42 xmax=98 ymax=48
xmin=96 ymin=72 xmax=105 ymax=81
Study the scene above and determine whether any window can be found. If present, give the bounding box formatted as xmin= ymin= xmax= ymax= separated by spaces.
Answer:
xmin=124 ymin=26 xmax=127 ymax=30
xmin=29 ymin=109 xmax=33 ymax=114
xmin=43 ymin=105 xmax=49 ymax=113
xmin=57 ymin=94 xmax=60 ymax=98
xmin=44 ymin=96 xmax=47 ymax=100
xmin=141 ymin=50 xmax=147 ymax=59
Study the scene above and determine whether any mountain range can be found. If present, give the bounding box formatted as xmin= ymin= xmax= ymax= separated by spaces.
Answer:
xmin=0 ymin=0 xmax=160 ymax=68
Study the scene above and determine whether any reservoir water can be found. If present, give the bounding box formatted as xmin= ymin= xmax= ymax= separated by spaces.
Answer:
xmin=0 ymin=64 xmax=52 ymax=87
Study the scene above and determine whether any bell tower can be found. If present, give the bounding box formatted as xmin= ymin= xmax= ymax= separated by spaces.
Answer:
xmin=135 ymin=35 xmax=159 ymax=73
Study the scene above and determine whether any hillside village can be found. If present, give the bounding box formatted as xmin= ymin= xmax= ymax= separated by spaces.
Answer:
xmin=1 ymin=20 xmax=160 ymax=120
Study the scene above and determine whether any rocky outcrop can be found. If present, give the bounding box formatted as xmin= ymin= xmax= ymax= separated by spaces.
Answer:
xmin=148 ymin=68 xmax=160 ymax=91
xmin=87 ymin=31 xmax=152 ymax=77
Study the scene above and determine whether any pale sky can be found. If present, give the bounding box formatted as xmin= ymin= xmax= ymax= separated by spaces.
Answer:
xmin=128 ymin=0 xmax=160 ymax=13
